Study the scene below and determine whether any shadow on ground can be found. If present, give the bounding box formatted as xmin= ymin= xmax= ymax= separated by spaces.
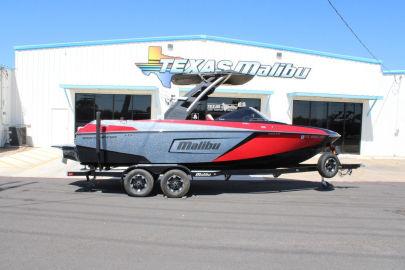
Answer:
xmin=69 ymin=178 xmax=358 ymax=196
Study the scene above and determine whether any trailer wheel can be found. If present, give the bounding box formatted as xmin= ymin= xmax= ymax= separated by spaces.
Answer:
xmin=317 ymin=152 xmax=340 ymax=178
xmin=160 ymin=169 xmax=191 ymax=198
xmin=123 ymin=169 xmax=154 ymax=197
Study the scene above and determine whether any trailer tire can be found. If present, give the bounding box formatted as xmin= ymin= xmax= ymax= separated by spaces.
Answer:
xmin=123 ymin=169 xmax=154 ymax=197
xmin=317 ymin=152 xmax=340 ymax=178
xmin=160 ymin=169 xmax=191 ymax=198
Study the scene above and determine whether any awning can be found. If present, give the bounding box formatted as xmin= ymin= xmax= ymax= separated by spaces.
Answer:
xmin=288 ymin=92 xmax=383 ymax=101
xmin=288 ymin=92 xmax=383 ymax=116
xmin=60 ymin=84 xmax=158 ymax=91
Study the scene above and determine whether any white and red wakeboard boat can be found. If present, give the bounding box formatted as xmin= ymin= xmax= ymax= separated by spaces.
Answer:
xmin=58 ymin=73 xmax=359 ymax=198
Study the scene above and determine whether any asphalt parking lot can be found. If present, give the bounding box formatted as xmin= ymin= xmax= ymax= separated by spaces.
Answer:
xmin=0 ymin=175 xmax=404 ymax=269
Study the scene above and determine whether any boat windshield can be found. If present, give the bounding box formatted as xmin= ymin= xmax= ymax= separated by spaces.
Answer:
xmin=216 ymin=107 xmax=273 ymax=123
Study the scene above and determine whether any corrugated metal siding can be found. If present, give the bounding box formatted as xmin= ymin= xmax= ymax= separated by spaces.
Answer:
xmin=13 ymin=39 xmax=405 ymax=156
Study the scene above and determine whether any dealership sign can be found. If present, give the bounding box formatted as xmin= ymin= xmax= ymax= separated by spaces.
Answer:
xmin=159 ymin=59 xmax=310 ymax=78
xmin=136 ymin=46 xmax=311 ymax=88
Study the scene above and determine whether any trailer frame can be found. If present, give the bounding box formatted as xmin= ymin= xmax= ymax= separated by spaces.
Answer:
xmin=67 ymin=163 xmax=361 ymax=186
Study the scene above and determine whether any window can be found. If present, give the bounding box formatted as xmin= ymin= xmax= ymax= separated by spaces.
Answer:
xmin=113 ymin=95 xmax=133 ymax=120
xmin=343 ymin=103 xmax=363 ymax=153
xmin=292 ymin=100 xmax=363 ymax=154
xmin=132 ymin=95 xmax=152 ymax=120
xmin=310 ymin=102 xmax=327 ymax=128
xmin=95 ymin=94 xmax=114 ymax=119
xmin=292 ymin=100 xmax=310 ymax=126
xmin=75 ymin=94 xmax=95 ymax=129
xmin=75 ymin=93 xmax=151 ymax=131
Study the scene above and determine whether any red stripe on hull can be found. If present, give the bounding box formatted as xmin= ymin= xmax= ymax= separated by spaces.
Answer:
xmin=146 ymin=120 xmax=328 ymax=135
xmin=77 ymin=124 xmax=137 ymax=133
xmin=214 ymin=134 xmax=326 ymax=162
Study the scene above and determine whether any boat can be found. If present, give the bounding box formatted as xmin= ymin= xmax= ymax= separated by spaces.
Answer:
xmin=73 ymin=107 xmax=339 ymax=170
xmin=58 ymin=72 xmax=356 ymax=198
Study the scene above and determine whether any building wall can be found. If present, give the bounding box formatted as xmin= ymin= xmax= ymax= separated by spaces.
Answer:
xmin=363 ymin=74 xmax=405 ymax=156
xmin=13 ymin=39 xmax=404 ymax=156
xmin=0 ymin=67 xmax=17 ymax=147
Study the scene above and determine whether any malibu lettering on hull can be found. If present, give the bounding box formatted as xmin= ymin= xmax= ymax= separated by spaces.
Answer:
xmin=177 ymin=141 xmax=221 ymax=151
xmin=170 ymin=139 xmax=223 ymax=153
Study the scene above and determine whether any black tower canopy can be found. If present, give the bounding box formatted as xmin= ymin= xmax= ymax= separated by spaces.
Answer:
xmin=164 ymin=72 xmax=254 ymax=120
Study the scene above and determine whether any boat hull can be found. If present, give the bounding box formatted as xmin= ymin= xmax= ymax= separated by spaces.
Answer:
xmin=71 ymin=120 xmax=338 ymax=169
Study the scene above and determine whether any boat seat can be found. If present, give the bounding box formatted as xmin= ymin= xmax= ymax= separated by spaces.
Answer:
xmin=205 ymin=114 xmax=214 ymax=121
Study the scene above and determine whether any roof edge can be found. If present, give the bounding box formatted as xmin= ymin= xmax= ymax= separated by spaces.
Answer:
xmin=206 ymin=35 xmax=381 ymax=65
xmin=15 ymin=34 xmax=382 ymax=65
xmin=14 ymin=35 xmax=204 ymax=51
xmin=0 ymin=64 xmax=14 ymax=69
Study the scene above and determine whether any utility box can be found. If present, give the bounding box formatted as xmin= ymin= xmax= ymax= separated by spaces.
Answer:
xmin=9 ymin=127 xmax=26 ymax=146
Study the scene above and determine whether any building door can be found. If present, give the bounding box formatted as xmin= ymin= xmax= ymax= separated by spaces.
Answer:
xmin=74 ymin=93 xmax=151 ymax=131
xmin=51 ymin=108 xmax=69 ymax=145
xmin=292 ymin=100 xmax=363 ymax=154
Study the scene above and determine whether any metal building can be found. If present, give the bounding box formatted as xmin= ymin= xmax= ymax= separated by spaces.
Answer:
xmin=9 ymin=35 xmax=405 ymax=156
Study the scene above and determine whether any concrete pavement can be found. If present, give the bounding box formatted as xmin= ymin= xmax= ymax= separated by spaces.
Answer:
xmin=0 ymin=176 xmax=404 ymax=269
xmin=0 ymin=147 xmax=80 ymax=178
xmin=1 ymin=147 xmax=405 ymax=182
xmin=1 ymin=147 xmax=405 ymax=269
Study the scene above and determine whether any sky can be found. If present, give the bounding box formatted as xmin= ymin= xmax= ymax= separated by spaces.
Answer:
xmin=1 ymin=0 xmax=404 ymax=70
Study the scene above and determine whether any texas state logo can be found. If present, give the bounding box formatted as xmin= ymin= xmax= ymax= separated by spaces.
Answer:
xmin=136 ymin=46 xmax=311 ymax=88
xmin=135 ymin=46 xmax=181 ymax=88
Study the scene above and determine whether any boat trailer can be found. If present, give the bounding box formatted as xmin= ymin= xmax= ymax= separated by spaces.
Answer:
xmin=67 ymin=162 xmax=362 ymax=191
xmin=64 ymin=110 xmax=362 ymax=197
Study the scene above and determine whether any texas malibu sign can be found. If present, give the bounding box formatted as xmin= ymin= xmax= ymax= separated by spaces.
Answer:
xmin=159 ymin=59 xmax=311 ymax=79
xmin=136 ymin=46 xmax=311 ymax=88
